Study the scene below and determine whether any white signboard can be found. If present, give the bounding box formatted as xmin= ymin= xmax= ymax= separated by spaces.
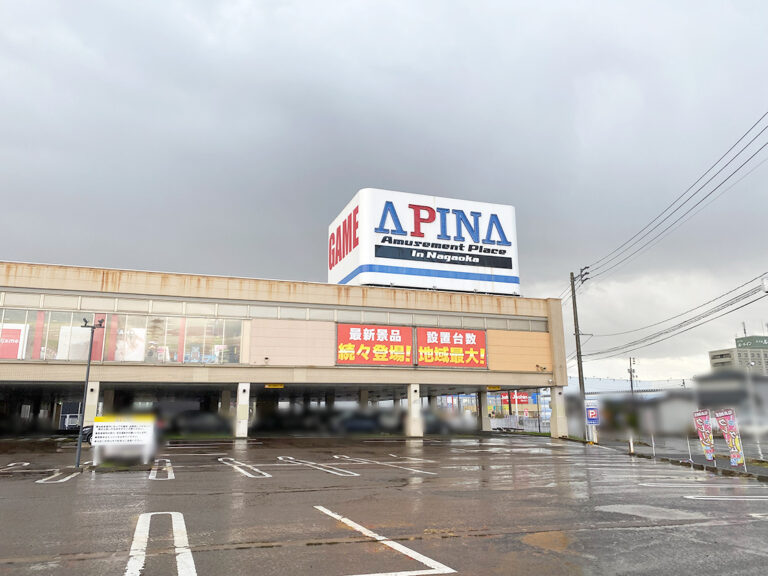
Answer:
xmin=328 ymin=189 xmax=520 ymax=295
xmin=91 ymin=416 xmax=155 ymax=446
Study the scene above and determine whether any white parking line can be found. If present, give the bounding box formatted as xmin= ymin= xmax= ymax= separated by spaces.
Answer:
xmin=149 ymin=458 xmax=175 ymax=480
xmin=36 ymin=470 xmax=81 ymax=484
xmin=388 ymin=455 xmax=436 ymax=463
xmin=218 ymin=457 xmax=271 ymax=478
xmin=159 ymin=453 xmax=227 ymax=456
xmin=314 ymin=505 xmax=455 ymax=576
xmin=124 ymin=512 xmax=197 ymax=576
xmin=1 ymin=462 xmax=30 ymax=470
xmin=684 ymin=495 xmax=768 ymax=501
xmin=640 ymin=482 xmax=767 ymax=488
xmin=334 ymin=455 xmax=436 ymax=475
xmin=278 ymin=456 xmax=359 ymax=477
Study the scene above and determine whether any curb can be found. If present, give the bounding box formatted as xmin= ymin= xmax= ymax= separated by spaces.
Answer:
xmin=628 ymin=452 xmax=768 ymax=482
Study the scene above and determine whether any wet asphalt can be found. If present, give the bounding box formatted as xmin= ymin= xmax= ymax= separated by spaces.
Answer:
xmin=1 ymin=435 xmax=768 ymax=575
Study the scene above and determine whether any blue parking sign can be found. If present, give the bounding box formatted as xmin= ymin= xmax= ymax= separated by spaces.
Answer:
xmin=585 ymin=401 xmax=600 ymax=425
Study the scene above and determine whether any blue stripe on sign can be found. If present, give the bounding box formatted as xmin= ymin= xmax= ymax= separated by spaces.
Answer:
xmin=338 ymin=264 xmax=521 ymax=285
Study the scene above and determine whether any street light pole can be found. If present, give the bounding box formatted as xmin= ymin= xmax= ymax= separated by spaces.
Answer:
xmin=75 ymin=317 xmax=104 ymax=469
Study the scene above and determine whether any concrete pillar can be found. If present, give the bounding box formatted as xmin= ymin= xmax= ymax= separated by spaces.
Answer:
xmin=428 ymin=395 xmax=438 ymax=410
xmin=219 ymin=389 xmax=232 ymax=416
xmin=52 ymin=401 xmax=62 ymax=429
xmin=83 ymin=381 xmax=100 ymax=427
xmin=325 ymin=391 xmax=335 ymax=409
xmin=478 ymin=391 xmax=491 ymax=432
xmin=358 ymin=389 xmax=369 ymax=408
xmin=235 ymin=383 xmax=250 ymax=438
xmin=101 ymin=389 xmax=114 ymax=414
xmin=405 ymin=384 xmax=423 ymax=437
xmin=549 ymin=386 xmax=568 ymax=438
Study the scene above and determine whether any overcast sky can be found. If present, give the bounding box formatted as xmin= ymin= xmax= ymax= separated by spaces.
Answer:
xmin=2 ymin=1 xmax=767 ymax=381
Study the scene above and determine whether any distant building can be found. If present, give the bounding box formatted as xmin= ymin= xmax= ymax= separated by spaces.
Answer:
xmin=709 ymin=336 xmax=768 ymax=376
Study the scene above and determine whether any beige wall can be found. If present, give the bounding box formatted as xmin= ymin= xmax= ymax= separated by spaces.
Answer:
xmin=250 ymin=319 xmax=335 ymax=367
xmin=0 ymin=261 xmax=549 ymax=317
xmin=487 ymin=330 xmax=552 ymax=372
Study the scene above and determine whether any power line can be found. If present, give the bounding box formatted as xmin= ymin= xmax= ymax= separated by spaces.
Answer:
xmin=582 ymin=292 xmax=768 ymax=362
xmin=590 ymin=138 xmax=768 ymax=280
xmin=583 ymin=285 xmax=762 ymax=358
xmin=587 ymin=110 xmax=768 ymax=271
xmin=581 ymin=154 xmax=768 ymax=287
xmin=588 ymin=271 xmax=768 ymax=338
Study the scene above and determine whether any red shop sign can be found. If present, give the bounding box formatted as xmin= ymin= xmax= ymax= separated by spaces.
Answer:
xmin=337 ymin=324 xmax=413 ymax=366
xmin=416 ymin=328 xmax=486 ymax=368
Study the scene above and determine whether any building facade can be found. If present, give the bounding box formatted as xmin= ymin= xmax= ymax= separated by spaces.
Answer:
xmin=0 ymin=261 xmax=569 ymax=438
xmin=709 ymin=336 xmax=768 ymax=376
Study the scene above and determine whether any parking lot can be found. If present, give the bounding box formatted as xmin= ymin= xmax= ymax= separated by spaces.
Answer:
xmin=2 ymin=435 xmax=768 ymax=575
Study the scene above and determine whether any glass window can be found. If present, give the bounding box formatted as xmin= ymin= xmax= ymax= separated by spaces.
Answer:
xmin=145 ymin=316 xmax=166 ymax=363
xmin=185 ymin=318 xmax=205 ymax=363
xmin=165 ymin=317 xmax=181 ymax=362
xmin=530 ymin=320 xmax=548 ymax=332
xmin=115 ymin=316 xmax=147 ymax=362
xmin=45 ymin=311 xmax=72 ymax=360
xmin=24 ymin=310 xmax=46 ymax=360
xmin=222 ymin=319 xmax=241 ymax=363
xmin=203 ymin=318 xmax=224 ymax=364
xmin=103 ymin=314 xmax=126 ymax=361
xmin=67 ymin=314 xmax=94 ymax=361
xmin=0 ymin=309 xmax=28 ymax=360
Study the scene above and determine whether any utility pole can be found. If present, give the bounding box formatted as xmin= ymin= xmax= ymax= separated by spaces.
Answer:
xmin=570 ymin=268 xmax=589 ymax=439
xmin=628 ymin=357 xmax=637 ymax=430
xmin=75 ymin=317 xmax=104 ymax=469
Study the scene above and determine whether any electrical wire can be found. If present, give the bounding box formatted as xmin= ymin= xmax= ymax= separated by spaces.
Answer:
xmin=587 ymin=271 xmax=768 ymax=337
xmin=582 ymin=293 xmax=768 ymax=362
xmin=587 ymin=110 xmax=768 ymax=271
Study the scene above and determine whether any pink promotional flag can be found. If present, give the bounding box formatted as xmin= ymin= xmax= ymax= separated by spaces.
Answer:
xmin=714 ymin=408 xmax=745 ymax=466
xmin=693 ymin=409 xmax=715 ymax=461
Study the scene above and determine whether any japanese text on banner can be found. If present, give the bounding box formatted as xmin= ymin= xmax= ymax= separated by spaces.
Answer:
xmin=416 ymin=328 xmax=486 ymax=367
xmin=337 ymin=324 xmax=413 ymax=365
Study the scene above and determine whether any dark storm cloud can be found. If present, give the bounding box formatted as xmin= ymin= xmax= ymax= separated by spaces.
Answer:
xmin=2 ymin=1 xmax=767 ymax=377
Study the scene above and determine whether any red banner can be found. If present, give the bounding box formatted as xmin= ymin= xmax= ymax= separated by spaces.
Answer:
xmin=337 ymin=324 xmax=413 ymax=365
xmin=416 ymin=328 xmax=486 ymax=367
xmin=501 ymin=392 xmax=528 ymax=405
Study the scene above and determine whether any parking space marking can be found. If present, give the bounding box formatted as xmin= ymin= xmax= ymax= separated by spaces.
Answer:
xmin=1 ymin=462 xmax=30 ymax=470
xmin=334 ymin=455 xmax=437 ymax=475
xmin=218 ymin=457 xmax=271 ymax=478
xmin=124 ymin=512 xmax=197 ymax=576
xmin=149 ymin=458 xmax=175 ymax=480
xmin=314 ymin=505 xmax=455 ymax=576
xmin=36 ymin=470 xmax=81 ymax=484
xmin=278 ymin=456 xmax=359 ymax=477
xmin=159 ymin=453 xmax=227 ymax=456
xmin=640 ymin=482 xmax=767 ymax=488
xmin=388 ymin=454 xmax=436 ymax=463
xmin=684 ymin=495 xmax=768 ymax=501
